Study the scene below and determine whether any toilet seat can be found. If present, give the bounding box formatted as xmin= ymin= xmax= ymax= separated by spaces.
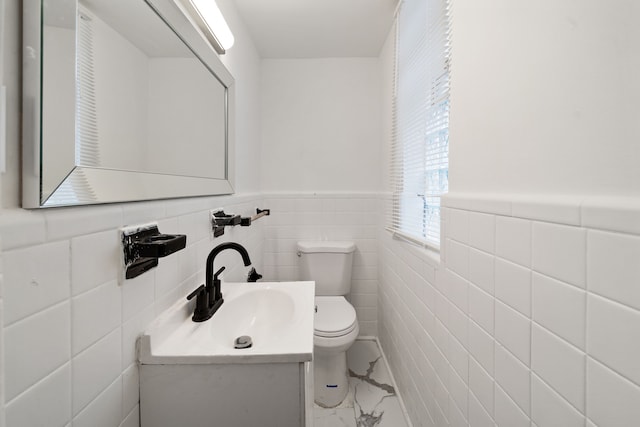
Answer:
xmin=314 ymin=296 xmax=357 ymax=338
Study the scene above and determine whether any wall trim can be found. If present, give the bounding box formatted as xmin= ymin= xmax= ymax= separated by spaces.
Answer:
xmin=443 ymin=192 xmax=640 ymax=236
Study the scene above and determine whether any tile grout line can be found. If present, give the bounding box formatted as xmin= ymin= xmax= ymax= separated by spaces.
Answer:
xmin=583 ymin=231 xmax=588 ymax=427
xmin=529 ymin=218 xmax=534 ymax=427
xmin=530 ymin=371 xmax=585 ymax=419
xmin=492 ymin=208 xmax=497 ymax=427
xmin=68 ymin=235 xmax=74 ymax=425
xmin=2 ymin=361 xmax=71 ymax=407
xmin=493 ymin=342 xmax=529 ymax=417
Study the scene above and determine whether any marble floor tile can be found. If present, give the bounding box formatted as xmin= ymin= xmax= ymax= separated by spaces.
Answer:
xmin=314 ymin=408 xmax=358 ymax=427
xmin=313 ymin=339 xmax=410 ymax=427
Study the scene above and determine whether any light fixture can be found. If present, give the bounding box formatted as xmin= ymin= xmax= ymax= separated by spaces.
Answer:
xmin=175 ymin=0 xmax=235 ymax=54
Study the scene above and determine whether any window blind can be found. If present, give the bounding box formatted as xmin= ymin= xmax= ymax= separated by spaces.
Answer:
xmin=390 ymin=0 xmax=451 ymax=248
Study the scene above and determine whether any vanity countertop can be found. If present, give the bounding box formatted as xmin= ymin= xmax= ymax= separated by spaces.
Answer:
xmin=138 ymin=281 xmax=315 ymax=364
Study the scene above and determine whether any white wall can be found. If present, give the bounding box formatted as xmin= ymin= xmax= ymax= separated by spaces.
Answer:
xmin=449 ymin=0 xmax=640 ymax=196
xmin=218 ymin=0 xmax=263 ymax=193
xmin=379 ymin=25 xmax=395 ymax=193
xmin=260 ymin=58 xmax=383 ymax=193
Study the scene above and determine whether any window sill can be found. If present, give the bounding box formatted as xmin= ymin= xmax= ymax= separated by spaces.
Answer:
xmin=385 ymin=227 xmax=441 ymax=268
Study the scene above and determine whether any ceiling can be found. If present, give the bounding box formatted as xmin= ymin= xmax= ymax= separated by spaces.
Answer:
xmin=233 ymin=0 xmax=398 ymax=58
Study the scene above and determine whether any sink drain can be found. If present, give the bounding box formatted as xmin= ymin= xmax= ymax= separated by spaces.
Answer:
xmin=234 ymin=335 xmax=252 ymax=349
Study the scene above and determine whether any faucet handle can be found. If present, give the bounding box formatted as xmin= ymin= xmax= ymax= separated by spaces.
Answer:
xmin=187 ymin=284 xmax=206 ymax=300
xmin=187 ymin=284 xmax=212 ymax=322
xmin=213 ymin=266 xmax=226 ymax=280
xmin=247 ymin=267 xmax=262 ymax=282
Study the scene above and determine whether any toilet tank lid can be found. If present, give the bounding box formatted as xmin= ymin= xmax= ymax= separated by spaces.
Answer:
xmin=297 ymin=241 xmax=356 ymax=254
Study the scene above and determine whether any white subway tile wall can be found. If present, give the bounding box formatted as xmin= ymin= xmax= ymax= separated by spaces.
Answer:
xmin=4 ymin=302 xmax=71 ymax=401
xmin=494 ymin=300 xmax=530 ymax=366
xmin=586 ymin=357 xmax=640 ymax=427
xmin=587 ymin=229 xmax=640 ymax=310
xmin=0 ymin=194 xmax=265 ymax=427
xmin=3 ymin=192 xmax=640 ymax=427
xmin=4 ymin=364 xmax=71 ymax=427
xmin=494 ymin=343 xmax=529 ymax=415
xmin=532 ymin=221 xmax=586 ymax=288
xmin=587 ymin=294 xmax=640 ymax=385
xmin=379 ymin=194 xmax=640 ymax=427
xmin=531 ymin=323 xmax=585 ymax=411
xmin=4 ymin=240 xmax=71 ymax=324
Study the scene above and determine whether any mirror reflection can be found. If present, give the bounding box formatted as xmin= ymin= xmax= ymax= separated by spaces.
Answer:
xmin=38 ymin=0 xmax=229 ymax=206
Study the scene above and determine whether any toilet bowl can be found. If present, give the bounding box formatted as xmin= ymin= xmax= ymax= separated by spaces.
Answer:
xmin=297 ymin=241 xmax=358 ymax=408
xmin=313 ymin=295 xmax=359 ymax=407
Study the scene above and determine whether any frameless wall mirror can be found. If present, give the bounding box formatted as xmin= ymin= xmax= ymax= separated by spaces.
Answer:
xmin=23 ymin=0 xmax=235 ymax=208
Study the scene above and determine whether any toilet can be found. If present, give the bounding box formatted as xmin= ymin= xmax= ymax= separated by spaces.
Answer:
xmin=297 ymin=241 xmax=359 ymax=408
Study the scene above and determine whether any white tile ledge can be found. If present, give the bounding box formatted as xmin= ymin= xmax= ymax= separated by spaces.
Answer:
xmin=262 ymin=191 xmax=383 ymax=199
xmin=443 ymin=193 xmax=640 ymax=236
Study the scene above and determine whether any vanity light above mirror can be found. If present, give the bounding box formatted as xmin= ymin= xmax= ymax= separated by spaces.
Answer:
xmin=173 ymin=0 xmax=235 ymax=54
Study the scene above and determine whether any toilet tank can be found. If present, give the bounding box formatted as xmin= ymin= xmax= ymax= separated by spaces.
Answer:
xmin=297 ymin=241 xmax=356 ymax=296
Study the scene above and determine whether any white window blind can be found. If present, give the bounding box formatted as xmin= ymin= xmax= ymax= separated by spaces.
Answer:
xmin=390 ymin=0 xmax=451 ymax=248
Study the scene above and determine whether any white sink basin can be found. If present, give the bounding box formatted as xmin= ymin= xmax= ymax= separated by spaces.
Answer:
xmin=213 ymin=288 xmax=295 ymax=348
xmin=138 ymin=281 xmax=315 ymax=364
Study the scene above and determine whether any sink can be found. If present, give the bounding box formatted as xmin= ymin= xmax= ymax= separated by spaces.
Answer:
xmin=138 ymin=281 xmax=315 ymax=364
xmin=213 ymin=288 xmax=295 ymax=349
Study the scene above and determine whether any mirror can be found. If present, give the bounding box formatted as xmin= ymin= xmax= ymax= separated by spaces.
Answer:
xmin=23 ymin=0 xmax=235 ymax=208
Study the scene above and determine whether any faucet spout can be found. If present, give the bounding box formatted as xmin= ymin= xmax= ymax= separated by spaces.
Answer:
xmin=188 ymin=242 xmax=253 ymax=322
xmin=205 ymin=242 xmax=252 ymax=307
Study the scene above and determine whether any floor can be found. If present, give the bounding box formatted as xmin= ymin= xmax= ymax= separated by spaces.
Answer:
xmin=313 ymin=339 xmax=411 ymax=427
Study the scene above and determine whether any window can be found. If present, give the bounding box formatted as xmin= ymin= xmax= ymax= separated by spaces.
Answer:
xmin=390 ymin=0 xmax=451 ymax=248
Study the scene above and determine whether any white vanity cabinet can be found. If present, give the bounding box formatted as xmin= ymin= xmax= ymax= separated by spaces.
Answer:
xmin=140 ymin=361 xmax=313 ymax=427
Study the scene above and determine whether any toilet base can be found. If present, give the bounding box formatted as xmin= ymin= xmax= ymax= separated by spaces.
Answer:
xmin=314 ymin=350 xmax=349 ymax=407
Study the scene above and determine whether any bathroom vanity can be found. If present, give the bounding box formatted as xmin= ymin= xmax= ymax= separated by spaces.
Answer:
xmin=138 ymin=281 xmax=315 ymax=427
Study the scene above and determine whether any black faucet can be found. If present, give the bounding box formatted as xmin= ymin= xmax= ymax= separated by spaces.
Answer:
xmin=187 ymin=242 xmax=252 ymax=322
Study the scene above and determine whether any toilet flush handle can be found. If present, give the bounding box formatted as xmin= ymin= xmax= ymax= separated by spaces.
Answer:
xmin=297 ymin=251 xmax=302 ymax=257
